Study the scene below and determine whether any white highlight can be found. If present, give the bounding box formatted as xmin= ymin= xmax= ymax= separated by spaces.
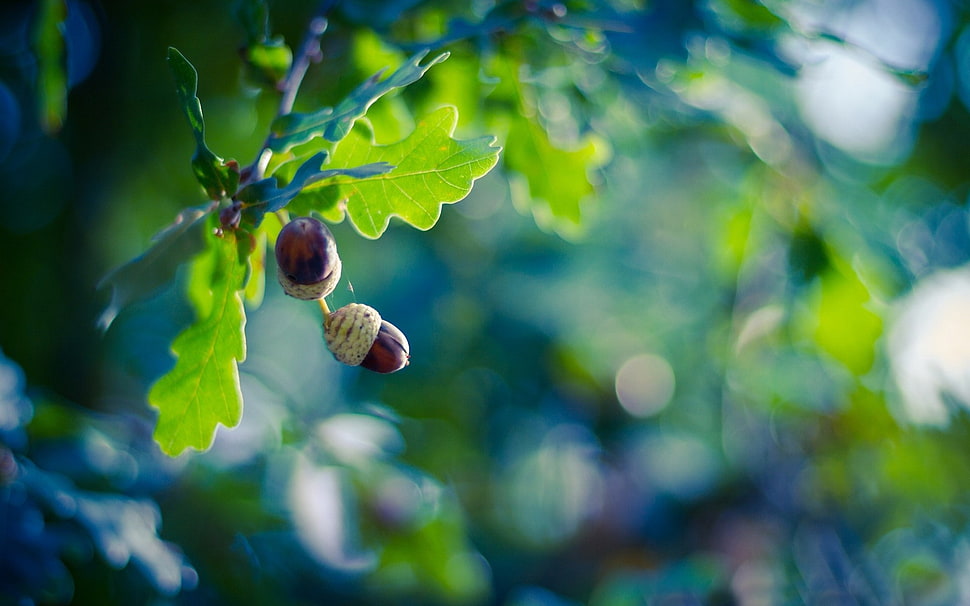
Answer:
xmin=889 ymin=266 xmax=970 ymax=426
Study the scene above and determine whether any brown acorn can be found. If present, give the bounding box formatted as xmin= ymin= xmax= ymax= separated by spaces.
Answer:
xmin=324 ymin=303 xmax=410 ymax=373
xmin=361 ymin=320 xmax=410 ymax=373
xmin=275 ymin=216 xmax=342 ymax=300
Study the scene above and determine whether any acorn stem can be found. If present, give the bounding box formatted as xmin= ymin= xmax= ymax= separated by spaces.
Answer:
xmin=317 ymin=297 xmax=331 ymax=319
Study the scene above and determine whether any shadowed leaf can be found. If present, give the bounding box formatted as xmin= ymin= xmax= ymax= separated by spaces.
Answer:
xmin=268 ymin=49 xmax=449 ymax=152
xmin=237 ymin=151 xmax=395 ymax=225
xmin=97 ymin=204 xmax=213 ymax=331
xmin=167 ymin=47 xmax=239 ymax=199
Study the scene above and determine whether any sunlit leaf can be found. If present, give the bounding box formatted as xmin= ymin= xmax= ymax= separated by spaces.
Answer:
xmin=812 ymin=265 xmax=883 ymax=375
xmin=184 ymin=228 xmax=219 ymax=319
xmin=97 ymin=204 xmax=213 ymax=331
xmin=289 ymin=106 xmax=500 ymax=238
xmin=268 ymin=50 xmax=449 ymax=152
xmin=480 ymin=51 xmax=601 ymax=237
xmin=505 ymin=114 xmax=598 ymax=236
xmin=148 ymin=232 xmax=249 ymax=456
xmin=715 ymin=205 xmax=753 ymax=277
xmin=167 ymin=47 xmax=239 ymax=199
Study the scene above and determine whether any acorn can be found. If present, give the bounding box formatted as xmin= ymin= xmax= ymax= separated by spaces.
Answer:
xmin=275 ymin=216 xmax=342 ymax=300
xmin=324 ymin=303 xmax=410 ymax=373
xmin=362 ymin=320 xmax=411 ymax=374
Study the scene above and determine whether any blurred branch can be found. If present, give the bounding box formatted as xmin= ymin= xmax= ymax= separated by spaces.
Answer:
xmin=248 ymin=1 xmax=339 ymax=183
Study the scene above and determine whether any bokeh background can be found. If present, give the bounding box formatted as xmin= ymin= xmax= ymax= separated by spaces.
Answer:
xmin=4 ymin=0 xmax=970 ymax=604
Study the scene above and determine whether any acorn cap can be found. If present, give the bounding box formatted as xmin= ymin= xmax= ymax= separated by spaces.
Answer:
xmin=275 ymin=217 xmax=342 ymax=300
xmin=324 ymin=303 xmax=382 ymax=366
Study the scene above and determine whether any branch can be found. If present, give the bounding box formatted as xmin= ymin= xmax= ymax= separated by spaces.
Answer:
xmin=245 ymin=1 xmax=338 ymax=184
xmin=278 ymin=15 xmax=329 ymax=114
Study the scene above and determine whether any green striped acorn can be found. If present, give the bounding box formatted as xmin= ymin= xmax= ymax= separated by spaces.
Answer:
xmin=324 ymin=303 xmax=410 ymax=373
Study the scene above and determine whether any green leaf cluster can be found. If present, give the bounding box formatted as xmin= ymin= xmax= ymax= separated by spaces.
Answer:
xmin=291 ymin=106 xmax=501 ymax=238
xmin=27 ymin=0 xmax=970 ymax=603
xmin=413 ymin=21 xmax=609 ymax=238
xmin=100 ymin=30 xmax=500 ymax=455
xmin=238 ymin=152 xmax=396 ymax=225
xmin=505 ymin=113 xmax=599 ymax=234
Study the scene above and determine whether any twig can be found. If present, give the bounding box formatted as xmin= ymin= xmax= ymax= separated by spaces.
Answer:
xmin=279 ymin=16 xmax=329 ymax=114
xmin=245 ymin=2 xmax=338 ymax=185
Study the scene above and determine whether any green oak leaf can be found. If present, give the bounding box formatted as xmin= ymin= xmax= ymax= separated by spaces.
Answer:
xmin=237 ymin=151 xmax=394 ymax=225
xmin=289 ymin=106 xmax=501 ymax=238
xmin=504 ymin=114 xmax=598 ymax=236
xmin=97 ymin=204 xmax=213 ymax=331
xmin=478 ymin=51 xmax=601 ymax=236
xmin=268 ymin=49 xmax=449 ymax=152
xmin=168 ymin=47 xmax=239 ymax=200
xmin=148 ymin=231 xmax=249 ymax=456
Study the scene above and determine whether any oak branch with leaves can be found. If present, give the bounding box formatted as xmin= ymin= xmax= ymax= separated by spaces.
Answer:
xmin=98 ymin=19 xmax=500 ymax=456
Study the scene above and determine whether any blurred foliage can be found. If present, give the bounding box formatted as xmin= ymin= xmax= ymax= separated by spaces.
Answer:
xmin=4 ymin=0 xmax=970 ymax=604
